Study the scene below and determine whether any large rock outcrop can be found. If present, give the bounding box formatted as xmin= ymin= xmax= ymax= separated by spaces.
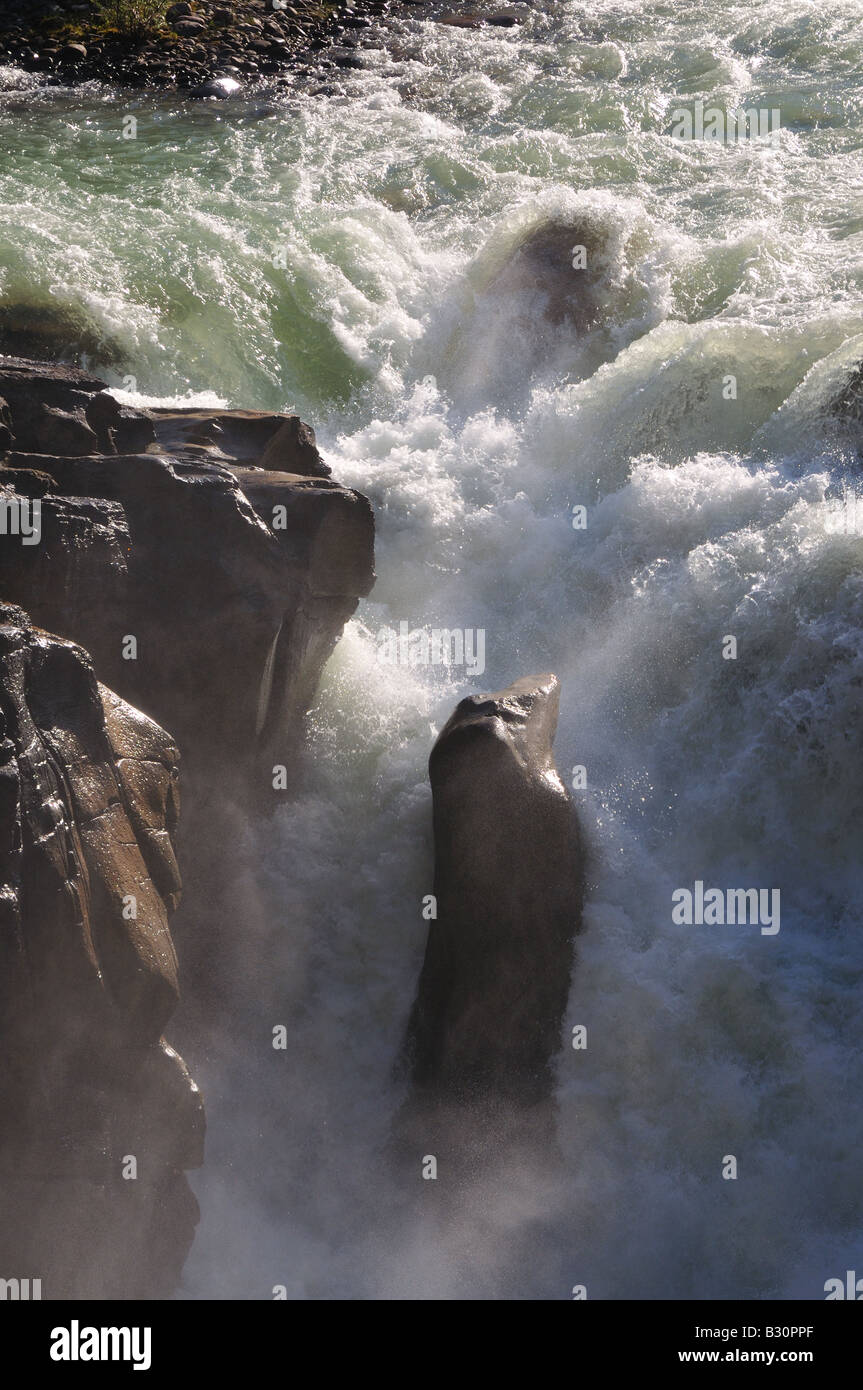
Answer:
xmin=0 ymin=358 xmax=375 ymax=781
xmin=406 ymin=674 xmax=584 ymax=1107
xmin=0 ymin=606 xmax=203 ymax=1299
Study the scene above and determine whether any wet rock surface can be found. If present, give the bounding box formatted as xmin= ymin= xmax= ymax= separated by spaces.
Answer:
xmin=0 ymin=357 xmax=375 ymax=780
xmin=0 ymin=605 xmax=202 ymax=1299
xmin=406 ymin=673 xmax=584 ymax=1105
xmin=0 ymin=0 xmax=401 ymax=90
xmin=0 ymin=0 xmax=536 ymax=92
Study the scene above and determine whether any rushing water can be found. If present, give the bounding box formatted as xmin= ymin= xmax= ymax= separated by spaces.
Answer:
xmin=2 ymin=0 xmax=863 ymax=1299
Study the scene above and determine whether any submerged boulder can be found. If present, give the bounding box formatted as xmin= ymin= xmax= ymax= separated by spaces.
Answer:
xmin=191 ymin=75 xmax=243 ymax=98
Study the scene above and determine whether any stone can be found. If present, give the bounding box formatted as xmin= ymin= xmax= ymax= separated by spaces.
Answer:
xmin=149 ymin=407 xmax=330 ymax=476
xmin=406 ymin=674 xmax=584 ymax=1103
xmin=0 ymin=605 xmax=202 ymax=1299
xmin=0 ymin=358 xmax=154 ymax=455
xmin=0 ymin=394 xmax=11 ymax=453
xmin=0 ymin=360 xmax=375 ymax=781
xmin=438 ymin=12 xmax=484 ymax=26
xmin=190 ymin=74 xmax=243 ymax=97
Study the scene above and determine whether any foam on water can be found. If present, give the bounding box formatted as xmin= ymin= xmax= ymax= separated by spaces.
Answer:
xmin=0 ymin=0 xmax=861 ymax=1298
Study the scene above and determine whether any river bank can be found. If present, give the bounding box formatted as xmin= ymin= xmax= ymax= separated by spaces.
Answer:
xmin=0 ymin=0 xmax=396 ymax=90
xmin=0 ymin=0 xmax=527 ymax=92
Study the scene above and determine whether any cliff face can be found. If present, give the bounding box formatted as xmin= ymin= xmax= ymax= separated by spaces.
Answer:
xmin=0 ymin=605 xmax=202 ymax=1299
xmin=0 ymin=358 xmax=375 ymax=782
xmin=0 ymin=357 xmax=376 ymax=1298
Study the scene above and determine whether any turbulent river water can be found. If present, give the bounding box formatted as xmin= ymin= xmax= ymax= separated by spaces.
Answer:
xmin=2 ymin=0 xmax=863 ymax=1299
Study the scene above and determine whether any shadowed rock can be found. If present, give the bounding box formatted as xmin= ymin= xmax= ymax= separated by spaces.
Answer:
xmin=0 ymin=358 xmax=375 ymax=781
xmin=0 ymin=357 xmax=153 ymax=456
xmin=406 ymin=673 xmax=584 ymax=1106
xmin=0 ymin=606 xmax=202 ymax=1299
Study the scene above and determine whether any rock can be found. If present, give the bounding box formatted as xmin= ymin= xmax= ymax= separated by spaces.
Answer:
xmin=406 ymin=674 xmax=584 ymax=1104
xmin=166 ymin=0 xmax=193 ymax=17
xmin=0 ymin=605 xmax=202 ymax=1299
xmin=149 ymin=406 xmax=330 ymax=476
xmin=173 ymin=18 xmax=207 ymax=36
xmin=0 ymin=357 xmax=152 ymax=455
xmin=827 ymin=360 xmax=863 ymax=436
xmin=438 ymin=12 xmax=485 ymax=27
xmin=190 ymin=74 xmax=243 ymax=97
xmin=59 ymin=41 xmax=86 ymax=61
xmin=0 ymin=360 xmax=375 ymax=781
xmin=487 ymin=9 xmax=523 ymax=25
xmin=0 ymin=300 xmax=127 ymax=367
xmin=0 ymin=395 xmax=11 ymax=453
xmin=486 ymin=215 xmax=613 ymax=332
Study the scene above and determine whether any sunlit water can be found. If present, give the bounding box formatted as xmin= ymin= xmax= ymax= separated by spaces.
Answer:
xmin=1 ymin=0 xmax=862 ymax=1298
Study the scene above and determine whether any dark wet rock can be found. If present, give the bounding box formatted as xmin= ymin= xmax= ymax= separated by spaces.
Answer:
xmin=406 ymin=674 xmax=584 ymax=1105
xmin=190 ymin=73 xmax=243 ymax=96
xmin=438 ymin=12 xmax=485 ymax=27
xmin=0 ymin=301 xmax=127 ymax=368
xmin=0 ymin=397 xmax=11 ymax=454
xmin=148 ymin=407 xmax=330 ymax=476
xmin=0 ymin=359 xmax=375 ymax=782
xmin=486 ymin=215 xmax=615 ymax=332
xmin=0 ymin=605 xmax=202 ymax=1299
xmin=827 ymin=359 xmax=863 ymax=435
xmin=0 ymin=357 xmax=154 ymax=456
xmin=173 ymin=18 xmax=208 ymax=36
xmin=1 ymin=0 xmax=389 ymax=88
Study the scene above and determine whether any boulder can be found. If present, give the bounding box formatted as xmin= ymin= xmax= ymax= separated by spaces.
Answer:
xmin=0 ymin=605 xmax=202 ymax=1299
xmin=438 ymin=13 xmax=485 ymax=26
xmin=406 ymin=674 xmax=584 ymax=1104
xmin=191 ymin=75 xmax=243 ymax=97
xmin=0 ymin=360 xmax=375 ymax=781
xmin=148 ymin=406 xmax=330 ymax=476
xmin=485 ymin=215 xmax=613 ymax=332
xmin=0 ymin=357 xmax=155 ymax=456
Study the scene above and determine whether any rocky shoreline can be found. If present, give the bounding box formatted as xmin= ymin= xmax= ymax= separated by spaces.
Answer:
xmin=0 ymin=0 xmax=527 ymax=93
xmin=0 ymin=0 xmax=397 ymax=91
